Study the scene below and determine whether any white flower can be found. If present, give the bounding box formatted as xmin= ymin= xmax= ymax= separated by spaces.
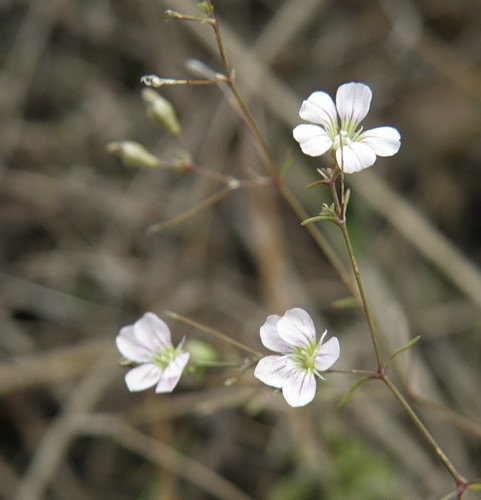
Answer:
xmin=293 ymin=82 xmax=401 ymax=173
xmin=254 ymin=308 xmax=340 ymax=407
xmin=116 ymin=312 xmax=189 ymax=393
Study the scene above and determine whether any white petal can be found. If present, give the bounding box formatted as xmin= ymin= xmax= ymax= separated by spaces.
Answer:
xmin=336 ymin=142 xmax=376 ymax=173
xmin=360 ymin=126 xmax=401 ymax=157
xmin=315 ymin=336 xmax=340 ymax=371
xmin=282 ymin=370 xmax=316 ymax=407
xmin=293 ymin=124 xmax=332 ymax=157
xmin=134 ymin=312 xmax=172 ymax=352
xmin=299 ymin=91 xmax=337 ymax=127
xmin=174 ymin=350 xmax=190 ymax=371
xmin=155 ymin=352 xmax=190 ymax=393
xmin=116 ymin=325 xmax=152 ymax=363
xmin=336 ymin=82 xmax=372 ymax=126
xmin=124 ymin=363 xmax=161 ymax=392
xmin=254 ymin=355 xmax=291 ymax=389
xmin=259 ymin=314 xmax=291 ymax=353
xmin=277 ymin=308 xmax=316 ymax=348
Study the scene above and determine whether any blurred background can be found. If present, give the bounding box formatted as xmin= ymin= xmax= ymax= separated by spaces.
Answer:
xmin=1 ymin=0 xmax=481 ymax=498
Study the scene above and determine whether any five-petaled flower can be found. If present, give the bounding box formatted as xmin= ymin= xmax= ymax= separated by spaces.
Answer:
xmin=254 ymin=308 xmax=340 ymax=407
xmin=293 ymin=82 xmax=401 ymax=173
xmin=116 ymin=312 xmax=189 ymax=393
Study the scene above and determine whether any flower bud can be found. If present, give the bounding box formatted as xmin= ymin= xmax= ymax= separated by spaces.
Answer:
xmin=106 ymin=141 xmax=160 ymax=168
xmin=184 ymin=339 xmax=218 ymax=365
xmin=141 ymin=89 xmax=181 ymax=137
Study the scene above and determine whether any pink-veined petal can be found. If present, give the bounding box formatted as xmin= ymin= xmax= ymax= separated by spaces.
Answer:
xmin=336 ymin=142 xmax=376 ymax=173
xmin=315 ymin=336 xmax=340 ymax=371
xmin=259 ymin=314 xmax=291 ymax=353
xmin=282 ymin=369 xmax=316 ymax=407
xmin=277 ymin=308 xmax=316 ymax=348
xmin=254 ymin=355 xmax=291 ymax=389
xmin=124 ymin=363 xmax=161 ymax=392
xmin=134 ymin=312 xmax=172 ymax=352
xmin=360 ymin=126 xmax=401 ymax=157
xmin=293 ymin=124 xmax=332 ymax=157
xmin=336 ymin=82 xmax=372 ymax=127
xmin=116 ymin=325 xmax=153 ymax=363
xmin=155 ymin=352 xmax=190 ymax=393
xmin=299 ymin=91 xmax=337 ymax=127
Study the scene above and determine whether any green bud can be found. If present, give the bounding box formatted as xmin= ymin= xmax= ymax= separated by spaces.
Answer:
xmin=164 ymin=9 xmax=185 ymax=19
xmin=197 ymin=1 xmax=209 ymax=15
xmin=106 ymin=141 xmax=160 ymax=168
xmin=184 ymin=339 xmax=218 ymax=365
xmin=141 ymin=89 xmax=181 ymax=137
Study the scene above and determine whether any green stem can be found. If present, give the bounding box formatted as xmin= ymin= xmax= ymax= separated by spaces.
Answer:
xmin=328 ymin=180 xmax=383 ymax=369
xmin=206 ymin=0 xmax=277 ymax=178
xmin=227 ymin=80 xmax=278 ymax=177
xmin=186 ymin=4 xmax=469 ymax=494
xmin=205 ymin=1 xmax=231 ymax=77
xmin=202 ymin=4 xmax=467 ymax=493
xmin=383 ymin=376 xmax=467 ymax=489
xmin=278 ymin=184 xmax=357 ymax=297
xmin=339 ymin=221 xmax=383 ymax=370
xmin=205 ymin=1 xmax=358 ymax=298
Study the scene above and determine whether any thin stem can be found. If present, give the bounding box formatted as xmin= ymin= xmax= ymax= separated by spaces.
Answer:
xmin=165 ymin=311 xmax=261 ymax=357
xmin=205 ymin=1 xmax=231 ymax=77
xmin=187 ymin=161 xmax=272 ymax=188
xmin=228 ymin=80 xmax=279 ymax=178
xmin=407 ymin=391 xmax=481 ymax=439
xmin=195 ymin=4 xmax=468 ymax=494
xmin=146 ymin=186 xmax=234 ymax=234
xmin=329 ymin=368 xmax=377 ymax=376
xmin=383 ymin=376 xmax=467 ymax=489
xmin=327 ymin=179 xmax=383 ymax=369
xmin=204 ymin=1 xmax=358 ymax=298
xmin=339 ymin=155 xmax=346 ymax=217
xmin=339 ymin=221 xmax=383 ymax=370
xmin=278 ymin=184 xmax=357 ymax=297
xmin=206 ymin=0 xmax=277 ymax=178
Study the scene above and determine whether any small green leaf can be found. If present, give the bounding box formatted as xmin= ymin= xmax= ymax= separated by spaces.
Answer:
xmin=385 ymin=336 xmax=421 ymax=367
xmin=301 ymin=215 xmax=335 ymax=225
xmin=337 ymin=376 xmax=372 ymax=409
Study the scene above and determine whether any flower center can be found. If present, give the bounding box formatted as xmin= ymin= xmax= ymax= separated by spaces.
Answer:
xmin=152 ymin=345 xmax=178 ymax=371
xmin=292 ymin=341 xmax=318 ymax=372
xmin=332 ymin=130 xmax=353 ymax=151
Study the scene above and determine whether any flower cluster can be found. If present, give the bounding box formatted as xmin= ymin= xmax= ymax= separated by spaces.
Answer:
xmin=254 ymin=308 xmax=340 ymax=407
xmin=116 ymin=312 xmax=189 ymax=393
xmin=293 ymin=82 xmax=401 ymax=173
xmin=116 ymin=308 xmax=339 ymax=408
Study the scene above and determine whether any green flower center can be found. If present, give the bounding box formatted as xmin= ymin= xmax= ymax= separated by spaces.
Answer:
xmin=291 ymin=341 xmax=318 ymax=372
xmin=152 ymin=345 xmax=178 ymax=371
xmin=332 ymin=126 xmax=363 ymax=151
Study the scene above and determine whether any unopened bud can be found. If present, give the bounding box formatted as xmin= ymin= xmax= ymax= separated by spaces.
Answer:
xmin=197 ymin=2 xmax=209 ymax=15
xmin=106 ymin=141 xmax=160 ymax=168
xmin=141 ymin=89 xmax=181 ymax=137
xmin=184 ymin=339 xmax=218 ymax=364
